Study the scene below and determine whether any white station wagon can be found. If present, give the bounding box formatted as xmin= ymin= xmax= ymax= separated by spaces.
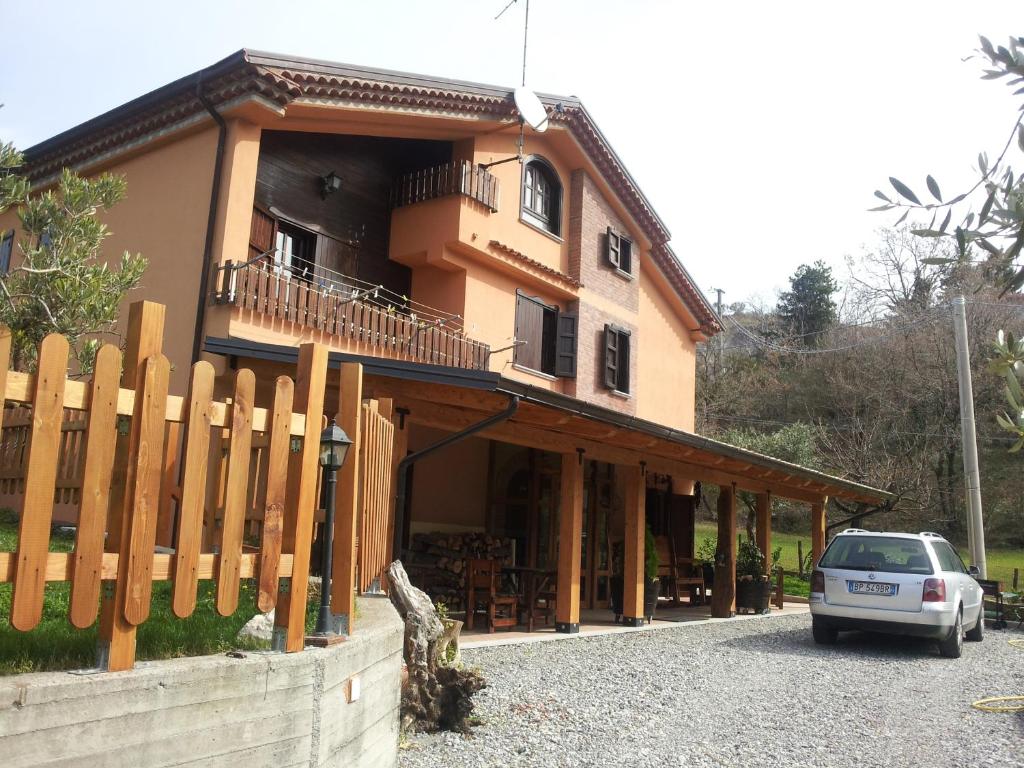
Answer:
xmin=809 ymin=530 xmax=984 ymax=658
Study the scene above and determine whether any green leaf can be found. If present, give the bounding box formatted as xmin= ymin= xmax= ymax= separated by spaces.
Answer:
xmin=869 ymin=204 xmax=894 ymax=212
xmin=926 ymin=175 xmax=942 ymax=202
xmin=921 ymin=257 xmax=954 ymax=265
xmin=911 ymin=229 xmax=944 ymax=238
xmin=1010 ymin=438 xmax=1024 ymax=454
xmin=889 ymin=177 xmax=921 ymax=205
xmin=1019 ymin=125 xmax=1024 ymax=152
xmin=940 ymin=208 xmax=952 ymax=233
xmin=895 ymin=209 xmax=910 ymax=227
xmin=996 ymin=413 xmax=1016 ymax=431
xmin=980 ymin=189 xmax=996 ymax=224
xmin=874 ymin=190 xmax=893 ymax=203
xmin=979 ymin=153 xmax=988 ymax=175
xmin=955 ymin=227 xmax=966 ymax=255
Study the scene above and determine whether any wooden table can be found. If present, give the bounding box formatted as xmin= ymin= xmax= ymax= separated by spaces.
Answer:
xmin=503 ymin=566 xmax=556 ymax=633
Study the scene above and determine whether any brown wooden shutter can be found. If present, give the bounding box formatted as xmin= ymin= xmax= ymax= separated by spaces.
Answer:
xmin=554 ymin=312 xmax=578 ymax=378
xmin=606 ymin=227 xmax=620 ymax=269
xmin=618 ymin=329 xmax=631 ymax=393
xmin=249 ymin=207 xmax=277 ymax=261
xmin=514 ymin=292 xmax=545 ymax=371
xmin=603 ymin=324 xmax=618 ymax=389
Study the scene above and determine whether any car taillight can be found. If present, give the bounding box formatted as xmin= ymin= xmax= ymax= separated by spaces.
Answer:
xmin=811 ymin=570 xmax=825 ymax=593
xmin=923 ymin=578 xmax=946 ymax=602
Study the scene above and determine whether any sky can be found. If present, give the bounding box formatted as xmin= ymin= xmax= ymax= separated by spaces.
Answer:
xmin=1 ymin=1 xmax=1020 ymax=308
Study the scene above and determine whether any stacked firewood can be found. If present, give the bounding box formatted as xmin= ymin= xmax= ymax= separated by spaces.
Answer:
xmin=402 ymin=531 xmax=513 ymax=611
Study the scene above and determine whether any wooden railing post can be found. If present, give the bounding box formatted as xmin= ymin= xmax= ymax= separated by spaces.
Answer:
xmin=332 ymin=362 xmax=363 ymax=633
xmin=811 ymin=498 xmax=828 ymax=567
xmin=711 ymin=484 xmax=737 ymax=619
xmin=555 ymin=450 xmax=583 ymax=633
xmin=97 ymin=300 xmax=166 ymax=671
xmin=272 ymin=342 xmax=328 ymax=653
xmin=622 ymin=463 xmax=646 ymax=627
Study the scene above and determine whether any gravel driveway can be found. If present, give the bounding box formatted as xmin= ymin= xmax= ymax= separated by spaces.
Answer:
xmin=399 ymin=613 xmax=1023 ymax=768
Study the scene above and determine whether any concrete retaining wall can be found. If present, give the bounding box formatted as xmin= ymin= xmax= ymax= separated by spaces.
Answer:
xmin=0 ymin=596 xmax=403 ymax=768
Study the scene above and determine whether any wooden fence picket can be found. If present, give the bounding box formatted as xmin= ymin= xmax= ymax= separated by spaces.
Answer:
xmin=171 ymin=361 xmax=215 ymax=618
xmin=258 ymin=376 xmax=293 ymax=613
xmin=10 ymin=334 xmax=70 ymax=630
xmin=274 ymin=343 xmax=328 ymax=652
xmin=69 ymin=344 xmax=122 ymax=628
xmin=121 ymin=354 xmax=171 ymax=626
xmin=216 ymin=369 xmax=256 ymax=616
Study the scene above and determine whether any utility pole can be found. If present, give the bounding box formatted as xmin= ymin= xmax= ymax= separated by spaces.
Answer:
xmin=952 ymin=296 xmax=987 ymax=578
xmin=713 ymin=288 xmax=724 ymax=373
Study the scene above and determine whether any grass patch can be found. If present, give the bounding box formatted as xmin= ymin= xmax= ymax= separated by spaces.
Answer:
xmin=695 ymin=520 xmax=1024 ymax=590
xmin=0 ymin=514 xmax=318 ymax=675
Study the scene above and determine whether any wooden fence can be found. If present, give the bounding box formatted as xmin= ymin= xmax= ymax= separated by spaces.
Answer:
xmin=0 ymin=301 xmax=400 ymax=671
xmin=390 ymin=159 xmax=500 ymax=212
xmin=358 ymin=401 xmax=395 ymax=593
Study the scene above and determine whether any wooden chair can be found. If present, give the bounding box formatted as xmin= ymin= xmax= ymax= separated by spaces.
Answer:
xmin=464 ymin=559 xmax=518 ymax=633
xmin=518 ymin=572 xmax=556 ymax=632
xmin=672 ymin=557 xmax=706 ymax=606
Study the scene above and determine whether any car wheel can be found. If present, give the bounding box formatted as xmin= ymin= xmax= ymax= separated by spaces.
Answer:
xmin=812 ymin=619 xmax=837 ymax=645
xmin=938 ymin=607 xmax=963 ymax=658
xmin=965 ymin=606 xmax=984 ymax=642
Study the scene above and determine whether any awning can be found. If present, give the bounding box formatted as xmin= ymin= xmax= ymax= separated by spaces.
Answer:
xmin=206 ymin=336 xmax=894 ymax=505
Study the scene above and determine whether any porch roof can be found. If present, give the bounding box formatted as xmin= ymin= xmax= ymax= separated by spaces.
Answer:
xmin=206 ymin=336 xmax=894 ymax=506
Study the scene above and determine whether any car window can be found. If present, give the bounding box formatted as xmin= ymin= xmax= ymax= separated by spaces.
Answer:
xmin=818 ymin=536 xmax=933 ymax=574
xmin=933 ymin=542 xmax=967 ymax=574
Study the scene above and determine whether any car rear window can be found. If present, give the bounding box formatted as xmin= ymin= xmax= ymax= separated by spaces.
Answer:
xmin=818 ymin=536 xmax=933 ymax=574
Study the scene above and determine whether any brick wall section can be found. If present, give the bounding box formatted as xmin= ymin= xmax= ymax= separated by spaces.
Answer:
xmin=565 ymin=169 xmax=640 ymax=415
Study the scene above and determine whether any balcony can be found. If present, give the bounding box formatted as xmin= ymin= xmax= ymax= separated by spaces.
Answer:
xmin=390 ymin=160 xmax=499 ymax=213
xmin=213 ymin=260 xmax=491 ymax=370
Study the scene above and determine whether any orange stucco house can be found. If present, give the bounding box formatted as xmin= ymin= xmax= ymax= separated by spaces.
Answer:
xmin=1 ymin=51 xmax=889 ymax=629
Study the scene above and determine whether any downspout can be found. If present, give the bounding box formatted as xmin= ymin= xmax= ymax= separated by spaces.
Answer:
xmin=392 ymin=395 xmax=519 ymax=560
xmin=191 ymin=74 xmax=228 ymax=365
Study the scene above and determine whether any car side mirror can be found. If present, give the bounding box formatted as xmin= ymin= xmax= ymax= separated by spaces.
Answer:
xmin=967 ymin=565 xmax=980 ymax=577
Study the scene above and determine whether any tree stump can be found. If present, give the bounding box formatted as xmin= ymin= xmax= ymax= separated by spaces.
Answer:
xmin=386 ymin=560 xmax=484 ymax=733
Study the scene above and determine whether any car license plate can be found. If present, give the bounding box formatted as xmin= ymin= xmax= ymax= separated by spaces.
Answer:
xmin=848 ymin=581 xmax=897 ymax=595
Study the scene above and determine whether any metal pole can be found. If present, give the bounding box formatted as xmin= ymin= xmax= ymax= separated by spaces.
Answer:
xmin=952 ymin=296 xmax=987 ymax=578
xmin=315 ymin=466 xmax=338 ymax=635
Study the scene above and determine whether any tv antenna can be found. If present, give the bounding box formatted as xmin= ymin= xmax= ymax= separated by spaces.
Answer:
xmin=480 ymin=0 xmax=549 ymax=171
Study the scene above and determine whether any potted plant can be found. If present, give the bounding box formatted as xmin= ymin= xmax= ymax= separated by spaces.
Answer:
xmin=696 ymin=535 xmax=717 ymax=592
xmin=609 ymin=525 xmax=661 ymax=623
xmin=735 ymin=538 xmax=773 ymax=614
xmin=642 ymin=524 xmax=661 ymax=623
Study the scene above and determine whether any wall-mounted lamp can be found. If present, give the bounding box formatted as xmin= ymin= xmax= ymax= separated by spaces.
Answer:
xmin=320 ymin=171 xmax=342 ymax=199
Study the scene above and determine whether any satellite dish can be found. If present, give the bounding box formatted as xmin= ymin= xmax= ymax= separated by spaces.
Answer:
xmin=514 ymin=87 xmax=549 ymax=133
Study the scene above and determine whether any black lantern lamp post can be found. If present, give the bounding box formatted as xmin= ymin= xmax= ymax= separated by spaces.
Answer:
xmin=314 ymin=418 xmax=353 ymax=637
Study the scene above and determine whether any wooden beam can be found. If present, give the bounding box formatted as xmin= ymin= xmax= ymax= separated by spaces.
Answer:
xmin=755 ymin=492 xmax=771 ymax=578
xmin=622 ymin=464 xmax=646 ymax=626
xmin=98 ymin=300 xmax=164 ymax=671
xmin=711 ymin=484 xmax=737 ymax=618
xmin=811 ymin=497 xmax=828 ymax=566
xmin=332 ymin=362 xmax=363 ymax=629
xmin=555 ymin=451 xmax=583 ymax=633
xmin=0 ymin=552 xmax=294 ymax=583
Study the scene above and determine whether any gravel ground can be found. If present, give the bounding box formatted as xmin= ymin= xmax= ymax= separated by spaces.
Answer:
xmin=399 ymin=614 xmax=1024 ymax=768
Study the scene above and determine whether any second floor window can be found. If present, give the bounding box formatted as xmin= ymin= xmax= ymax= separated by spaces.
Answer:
xmin=603 ymin=324 xmax=631 ymax=394
xmin=521 ymin=157 xmax=562 ymax=236
xmin=514 ymin=290 xmax=577 ymax=377
xmin=606 ymin=227 xmax=633 ymax=275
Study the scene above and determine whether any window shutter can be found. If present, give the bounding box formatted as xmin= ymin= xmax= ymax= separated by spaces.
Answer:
xmin=514 ymin=292 xmax=545 ymax=372
xmin=554 ymin=312 xmax=578 ymax=378
xmin=618 ymin=330 xmax=631 ymax=393
xmin=606 ymin=226 xmax=620 ymax=269
xmin=603 ymin=324 xmax=618 ymax=389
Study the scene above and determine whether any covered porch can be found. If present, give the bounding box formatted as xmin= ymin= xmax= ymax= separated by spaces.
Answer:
xmin=208 ymin=337 xmax=893 ymax=634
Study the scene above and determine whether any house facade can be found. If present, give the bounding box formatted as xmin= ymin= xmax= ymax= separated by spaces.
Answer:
xmin=1 ymin=50 xmax=890 ymax=629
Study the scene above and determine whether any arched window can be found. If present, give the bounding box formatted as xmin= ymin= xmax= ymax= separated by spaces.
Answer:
xmin=521 ymin=157 xmax=562 ymax=236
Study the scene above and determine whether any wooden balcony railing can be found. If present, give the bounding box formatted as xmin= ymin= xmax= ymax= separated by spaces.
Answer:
xmin=214 ymin=261 xmax=491 ymax=370
xmin=390 ymin=160 xmax=500 ymax=212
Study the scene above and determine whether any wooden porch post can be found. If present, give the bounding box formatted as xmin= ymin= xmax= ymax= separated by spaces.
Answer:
xmin=385 ymin=407 xmax=409 ymax=565
xmin=811 ymin=497 xmax=828 ymax=567
xmin=711 ymin=483 xmax=736 ymax=618
xmin=555 ymin=450 xmax=583 ymax=633
xmin=97 ymin=300 xmax=165 ymax=671
xmin=755 ymin=492 xmax=772 ymax=577
xmin=622 ymin=464 xmax=646 ymax=627
xmin=332 ymin=362 xmax=363 ymax=634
